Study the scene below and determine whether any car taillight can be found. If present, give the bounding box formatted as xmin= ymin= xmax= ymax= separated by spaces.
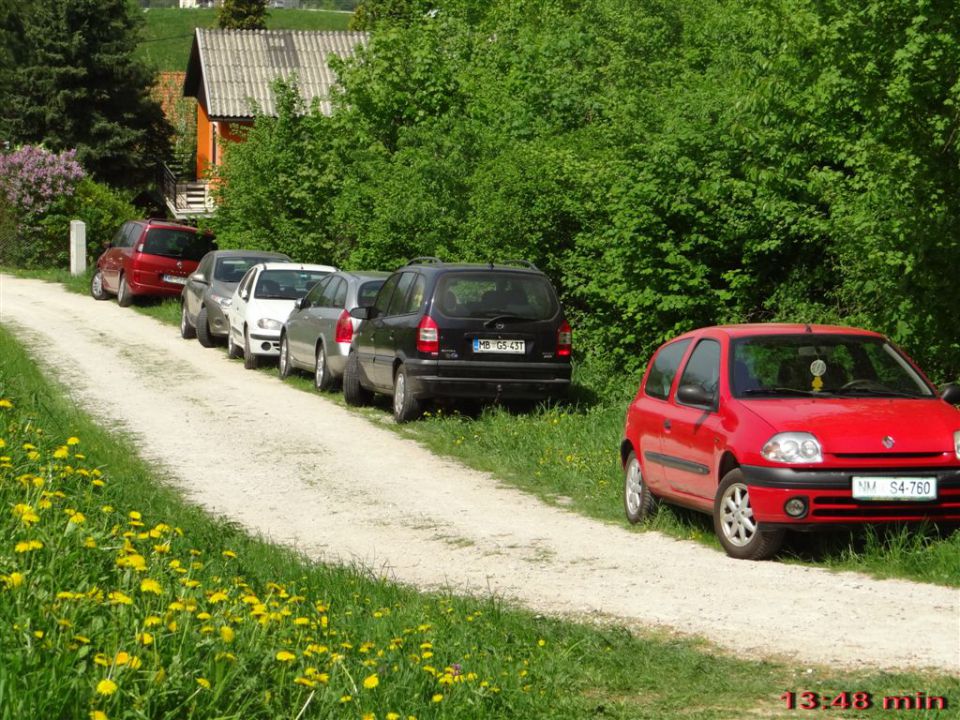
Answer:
xmin=335 ymin=309 xmax=353 ymax=344
xmin=417 ymin=315 xmax=439 ymax=355
xmin=557 ymin=319 xmax=572 ymax=357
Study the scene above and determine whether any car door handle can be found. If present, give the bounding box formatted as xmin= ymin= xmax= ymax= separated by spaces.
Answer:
xmin=663 ymin=419 xmax=672 ymax=430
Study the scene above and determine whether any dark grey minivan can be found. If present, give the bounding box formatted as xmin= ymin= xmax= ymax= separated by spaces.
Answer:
xmin=180 ymin=250 xmax=291 ymax=346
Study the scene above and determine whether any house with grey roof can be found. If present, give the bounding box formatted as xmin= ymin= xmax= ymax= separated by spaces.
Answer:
xmin=162 ymin=28 xmax=366 ymax=218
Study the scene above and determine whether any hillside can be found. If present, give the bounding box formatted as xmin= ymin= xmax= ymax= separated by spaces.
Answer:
xmin=137 ymin=8 xmax=352 ymax=71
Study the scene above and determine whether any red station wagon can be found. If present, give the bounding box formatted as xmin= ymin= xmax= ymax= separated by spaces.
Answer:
xmin=621 ymin=324 xmax=960 ymax=559
xmin=90 ymin=219 xmax=216 ymax=307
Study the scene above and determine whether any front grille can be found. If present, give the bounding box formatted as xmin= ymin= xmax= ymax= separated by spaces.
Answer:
xmin=810 ymin=486 xmax=960 ymax=520
xmin=833 ymin=452 xmax=945 ymax=460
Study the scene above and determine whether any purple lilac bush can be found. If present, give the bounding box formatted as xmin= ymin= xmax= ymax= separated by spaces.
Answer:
xmin=0 ymin=145 xmax=85 ymax=214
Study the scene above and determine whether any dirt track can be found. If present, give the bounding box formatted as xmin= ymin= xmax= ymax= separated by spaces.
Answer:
xmin=1 ymin=274 xmax=958 ymax=673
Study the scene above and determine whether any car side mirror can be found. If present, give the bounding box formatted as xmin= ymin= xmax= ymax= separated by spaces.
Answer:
xmin=192 ymin=272 xmax=207 ymax=284
xmin=350 ymin=306 xmax=374 ymax=320
xmin=677 ymin=384 xmax=716 ymax=409
xmin=239 ymin=289 xmax=248 ymax=301
xmin=940 ymin=383 xmax=960 ymax=405
xmin=104 ymin=242 xmax=113 ymax=250
xmin=294 ymin=298 xmax=304 ymax=311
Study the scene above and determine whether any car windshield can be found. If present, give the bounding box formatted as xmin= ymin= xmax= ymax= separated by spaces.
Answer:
xmin=434 ymin=272 xmax=559 ymax=320
xmin=731 ymin=334 xmax=933 ymax=398
xmin=141 ymin=229 xmax=213 ymax=262
xmin=357 ymin=279 xmax=385 ymax=307
xmin=215 ymin=257 xmax=270 ymax=283
xmin=254 ymin=270 xmax=330 ymax=300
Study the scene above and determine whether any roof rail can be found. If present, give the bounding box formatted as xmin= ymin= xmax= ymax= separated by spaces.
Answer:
xmin=498 ymin=258 xmax=539 ymax=271
xmin=405 ymin=256 xmax=443 ymax=265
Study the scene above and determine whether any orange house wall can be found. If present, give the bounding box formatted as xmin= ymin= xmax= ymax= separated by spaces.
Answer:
xmin=195 ymin=106 xmax=252 ymax=179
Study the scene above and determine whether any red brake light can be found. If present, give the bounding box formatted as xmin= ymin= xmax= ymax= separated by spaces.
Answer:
xmin=417 ymin=315 xmax=439 ymax=355
xmin=335 ymin=309 xmax=353 ymax=344
xmin=557 ymin=319 xmax=572 ymax=357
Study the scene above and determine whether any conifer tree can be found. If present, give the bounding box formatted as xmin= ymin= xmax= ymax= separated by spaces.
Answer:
xmin=218 ymin=0 xmax=269 ymax=30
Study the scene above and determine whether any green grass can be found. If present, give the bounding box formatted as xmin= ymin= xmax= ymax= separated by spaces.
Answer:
xmin=137 ymin=8 xmax=353 ymax=72
xmin=2 ymin=313 xmax=958 ymax=719
xmin=5 ymin=266 xmax=959 ymax=587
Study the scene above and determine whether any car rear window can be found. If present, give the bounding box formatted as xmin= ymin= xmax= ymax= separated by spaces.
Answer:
xmin=215 ymin=257 xmax=268 ymax=283
xmin=255 ymin=269 xmax=331 ymax=300
xmin=141 ymin=228 xmax=213 ymax=262
xmin=434 ymin=272 xmax=559 ymax=320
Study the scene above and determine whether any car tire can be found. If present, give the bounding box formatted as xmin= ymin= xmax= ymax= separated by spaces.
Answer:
xmin=116 ymin=274 xmax=133 ymax=307
xmin=227 ymin=330 xmax=242 ymax=359
xmin=278 ymin=334 xmax=293 ymax=379
xmin=713 ymin=469 xmax=784 ymax=560
xmin=343 ymin=351 xmax=372 ymax=406
xmin=196 ymin=306 xmax=214 ymax=348
xmin=623 ymin=450 xmax=657 ymax=524
xmin=90 ymin=269 xmax=109 ymax=301
xmin=392 ymin=365 xmax=421 ymax=423
xmin=314 ymin=344 xmax=333 ymax=392
xmin=180 ymin=303 xmax=196 ymax=339
xmin=243 ymin=328 xmax=259 ymax=370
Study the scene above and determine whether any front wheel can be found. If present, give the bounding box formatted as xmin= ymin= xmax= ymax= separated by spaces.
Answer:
xmin=243 ymin=328 xmax=259 ymax=370
xmin=227 ymin=329 xmax=242 ymax=359
xmin=116 ymin=274 xmax=133 ymax=307
xmin=90 ymin=269 xmax=109 ymax=301
xmin=342 ymin=352 xmax=372 ymax=406
xmin=180 ymin=303 xmax=196 ymax=339
xmin=713 ymin=469 xmax=784 ymax=560
xmin=196 ymin=306 xmax=214 ymax=348
xmin=278 ymin=335 xmax=293 ymax=379
xmin=623 ymin=450 xmax=657 ymax=524
xmin=392 ymin=365 xmax=421 ymax=423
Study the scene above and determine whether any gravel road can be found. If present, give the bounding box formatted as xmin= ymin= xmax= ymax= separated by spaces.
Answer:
xmin=1 ymin=274 xmax=958 ymax=673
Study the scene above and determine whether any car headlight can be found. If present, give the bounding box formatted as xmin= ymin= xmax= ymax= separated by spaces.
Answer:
xmin=762 ymin=432 xmax=823 ymax=464
xmin=954 ymin=430 xmax=960 ymax=460
xmin=257 ymin=318 xmax=282 ymax=331
xmin=210 ymin=293 xmax=232 ymax=308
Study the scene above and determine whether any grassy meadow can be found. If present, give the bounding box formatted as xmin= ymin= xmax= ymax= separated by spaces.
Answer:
xmin=137 ymin=8 xmax=352 ymax=71
xmin=5 ymin=319 xmax=960 ymax=718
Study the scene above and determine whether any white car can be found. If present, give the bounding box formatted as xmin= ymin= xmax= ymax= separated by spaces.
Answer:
xmin=227 ymin=262 xmax=336 ymax=369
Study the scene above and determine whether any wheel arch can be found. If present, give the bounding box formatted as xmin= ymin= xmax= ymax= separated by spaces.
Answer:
xmin=619 ymin=438 xmax=636 ymax=468
xmin=717 ymin=450 xmax=740 ymax=486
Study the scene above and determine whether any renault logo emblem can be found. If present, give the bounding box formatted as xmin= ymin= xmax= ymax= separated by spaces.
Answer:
xmin=882 ymin=436 xmax=895 ymax=449
xmin=495 ymin=323 xmax=504 ymax=330
xmin=176 ymin=261 xmax=183 ymax=269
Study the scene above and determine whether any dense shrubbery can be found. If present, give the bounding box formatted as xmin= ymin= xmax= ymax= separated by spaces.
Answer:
xmin=209 ymin=0 xmax=960 ymax=382
xmin=0 ymin=145 xmax=136 ymax=268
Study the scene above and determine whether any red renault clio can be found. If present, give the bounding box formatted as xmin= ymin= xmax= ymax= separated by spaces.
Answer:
xmin=621 ymin=324 xmax=960 ymax=559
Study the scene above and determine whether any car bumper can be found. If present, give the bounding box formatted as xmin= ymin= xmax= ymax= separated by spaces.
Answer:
xmin=249 ymin=331 xmax=280 ymax=357
xmin=741 ymin=464 xmax=960 ymax=526
xmin=206 ymin=302 xmax=230 ymax=337
xmin=128 ymin=274 xmax=185 ymax=298
xmin=403 ymin=358 xmax=571 ymax=400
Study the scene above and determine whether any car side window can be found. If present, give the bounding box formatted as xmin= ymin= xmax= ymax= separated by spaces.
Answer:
xmin=333 ymin=278 xmax=347 ymax=308
xmin=373 ymin=274 xmax=401 ymax=316
xmin=302 ymin=276 xmax=329 ymax=310
xmin=198 ymin=254 xmax=213 ymax=277
xmin=386 ymin=272 xmax=416 ymax=317
xmin=111 ymin=223 xmax=128 ymax=248
xmin=644 ymin=339 xmax=692 ymax=400
xmin=122 ymin=223 xmax=140 ymax=248
xmin=238 ymin=268 xmax=256 ymax=298
xmin=320 ymin=277 xmax=341 ymax=307
xmin=677 ymin=339 xmax=721 ymax=408
xmin=397 ymin=274 xmax=425 ymax=315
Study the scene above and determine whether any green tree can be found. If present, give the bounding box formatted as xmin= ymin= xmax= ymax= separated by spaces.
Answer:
xmin=0 ymin=0 xmax=170 ymax=190
xmin=218 ymin=0 xmax=269 ymax=30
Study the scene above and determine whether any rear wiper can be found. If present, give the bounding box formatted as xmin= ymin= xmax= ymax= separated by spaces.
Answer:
xmin=741 ymin=387 xmax=829 ymax=397
xmin=483 ymin=314 xmax=536 ymax=327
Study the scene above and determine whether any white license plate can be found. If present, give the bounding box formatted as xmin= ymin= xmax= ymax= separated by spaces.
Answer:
xmin=163 ymin=274 xmax=187 ymax=286
xmin=851 ymin=476 xmax=937 ymax=501
xmin=473 ymin=338 xmax=525 ymax=354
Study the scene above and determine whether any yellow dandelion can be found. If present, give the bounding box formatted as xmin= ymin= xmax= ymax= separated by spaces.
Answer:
xmin=363 ymin=674 xmax=379 ymax=689
xmin=107 ymin=591 xmax=132 ymax=605
xmin=14 ymin=540 xmax=43 ymax=553
xmin=208 ymin=591 xmax=228 ymax=603
xmin=362 ymin=714 xmax=375 ymax=720
xmin=67 ymin=511 xmax=85 ymax=525
xmin=96 ymin=679 xmax=117 ymax=696
xmin=83 ymin=537 xmax=97 ymax=549
xmin=136 ymin=632 xmax=153 ymax=646
xmin=196 ymin=677 xmax=210 ymax=690
xmin=339 ymin=695 xmax=352 ymax=704
xmin=432 ymin=694 xmax=443 ymax=703
xmin=116 ymin=554 xmax=146 ymax=571
xmin=293 ymin=617 xmax=310 ymax=626
xmin=89 ymin=711 xmax=108 ymax=720
xmin=114 ymin=651 xmax=131 ymax=666
xmin=275 ymin=650 xmax=296 ymax=663
xmin=387 ymin=714 xmax=401 ymax=720
xmin=127 ymin=656 xmax=142 ymax=670
xmin=222 ymin=550 xmax=237 ymax=559
xmin=219 ymin=626 xmax=235 ymax=643
xmin=139 ymin=578 xmax=161 ymax=595
xmin=144 ymin=615 xmax=162 ymax=627
xmin=74 ymin=635 xmax=91 ymax=645
xmin=294 ymin=676 xmax=316 ymax=688
xmin=2 ymin=572 xmax=25 ymax=589
xmin=0 ymin=399 xmax=11 ymax=408
xmin=53 ymin=446 xmax=69 ymax=459
xmin=67 ymin=436 xmax=80 ymax=445
xmin=537 ymin=638 xmax=546 ymax=647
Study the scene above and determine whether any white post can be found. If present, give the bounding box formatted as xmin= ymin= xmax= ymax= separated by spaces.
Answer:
xmin=70 ymin=220 xmax=86 ymax=276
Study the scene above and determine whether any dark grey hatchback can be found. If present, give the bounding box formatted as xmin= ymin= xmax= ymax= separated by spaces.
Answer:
xmin=344 ymin=258 xmax=572 ymax=422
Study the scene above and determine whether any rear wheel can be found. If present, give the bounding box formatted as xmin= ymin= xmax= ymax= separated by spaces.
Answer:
xmin=392 ymin=365 xmax=421 ymax=423
xmin=180 ymin=303 xmax=196 ymax=339
xmin=227 ymin=329 xmax=242 ymax=359
xmin=343 ymin=351 xmax=372 ymax=406
xmin=278 ymin=335 xmax=293 ymax=379
xmin=243 ymin=328 xmax=259 ymax=370
xmin=116 ymin=274 xmax=133 ymax=307
xmin=195 ymin=306 xmax=214 ymax=348
xmin=623 ymin=450 xmax=657 ymax=524
xmin=314 ymin=344 xmax=333 ymax=391
xmin=90 ymin=270 xmax=109 ymax=301
xmin=713 ymin=469 xmax=784 ymax=560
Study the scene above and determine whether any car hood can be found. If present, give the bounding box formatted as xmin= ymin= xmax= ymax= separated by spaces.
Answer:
xmin=247 ymin=298 xmax=297 ymax=323
xmin=741 ymin=397 xmax=960 ymax=454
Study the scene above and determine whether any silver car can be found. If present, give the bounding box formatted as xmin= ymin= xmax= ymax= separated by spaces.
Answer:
xmin=280 ymin=271 xmax=388 ymax=390
xmin=181 ymin=250 xmax=291 ymax=347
